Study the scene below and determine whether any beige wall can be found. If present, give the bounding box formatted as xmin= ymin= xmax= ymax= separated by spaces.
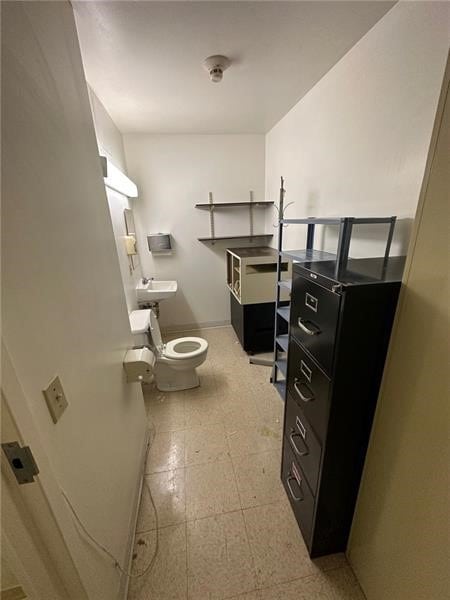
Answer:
xmin=347 ymin=59 xmax=449 ymax=599
xmin=2 ymin=2 xmax=147 ymax=599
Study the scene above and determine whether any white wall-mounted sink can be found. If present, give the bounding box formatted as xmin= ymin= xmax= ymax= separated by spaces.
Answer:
xmin=136 ymin=279 xmax=177 ymax=303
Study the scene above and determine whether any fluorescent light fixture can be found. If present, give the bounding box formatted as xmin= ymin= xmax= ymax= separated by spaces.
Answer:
xmin=100 ymin=156 xmax=138 ymax=198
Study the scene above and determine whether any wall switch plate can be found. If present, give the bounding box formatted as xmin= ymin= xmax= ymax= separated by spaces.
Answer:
xmin=42 ymin=376 xmax=68 ymax=424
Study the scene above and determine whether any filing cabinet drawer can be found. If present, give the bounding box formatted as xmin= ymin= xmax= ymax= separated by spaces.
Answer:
xmin=287 ymin=338 xmax=331 ymax=442
xmin=284 ymin=393 xmax=322 ymax=494
xmin=281 ymin=440 xmax=315 ymax=547
xmin=290 ymin=274 xmax=340 ymax=375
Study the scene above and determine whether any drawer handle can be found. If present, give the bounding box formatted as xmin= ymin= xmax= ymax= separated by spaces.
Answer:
xmin=287 ymin=476 xmax=304 ymax=502
xmin=289 ymin=430 xmax=309 ymax=457
xmin=294 ymin=379 xmax=315 ymax=403
xmin=297 ymin=318 xmax=320 ymax=336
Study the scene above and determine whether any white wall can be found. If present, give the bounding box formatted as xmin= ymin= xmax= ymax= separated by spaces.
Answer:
xmin=89 ymin=88 xmax=142 ymax=313
xmin=2 ymin=3 xmax=147 ymax=599
xmin=123 ymin=134 xmax=266 ymax=329
xmin=265 ymin=1 xmax=449 ymax=258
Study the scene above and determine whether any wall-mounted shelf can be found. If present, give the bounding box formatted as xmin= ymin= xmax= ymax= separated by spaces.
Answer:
xmin=198 ymin=234 xmax=273 ymax=243
xmin=195 ymin=201 xmax=274 ymax=210
xmin=196 ymin=191 xmax=273 ymax=245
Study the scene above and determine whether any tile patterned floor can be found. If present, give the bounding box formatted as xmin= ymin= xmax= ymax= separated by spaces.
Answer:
xmin=128 ymin=326 xmax=365 ymax=600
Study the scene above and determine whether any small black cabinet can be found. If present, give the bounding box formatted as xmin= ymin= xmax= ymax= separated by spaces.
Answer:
xmin=282 ymin=256 xmax=405 ymax=557
xmin=230 ymin=293 xmax=287 ymax=353
xmin=227 ymin=246 xmax=290 ymax=353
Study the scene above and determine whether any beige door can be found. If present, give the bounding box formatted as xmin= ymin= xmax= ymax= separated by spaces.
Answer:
xmin=348 ymin=58 xmax=449 ymax=599
xmin=1 ymin=540 xmax=28 ymax=600
xmin=1 ymin=345 xmax=89 ymax=600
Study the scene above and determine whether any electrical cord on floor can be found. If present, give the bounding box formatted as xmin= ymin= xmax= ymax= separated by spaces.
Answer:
xmin=61 ymin=423 xmax=160 ymax=579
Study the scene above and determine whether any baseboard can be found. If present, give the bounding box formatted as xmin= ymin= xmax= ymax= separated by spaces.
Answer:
xmin=162 ymin=319 xmax=231 ymax=333
xmin=118 ymin=428 xmax=150 ymax=600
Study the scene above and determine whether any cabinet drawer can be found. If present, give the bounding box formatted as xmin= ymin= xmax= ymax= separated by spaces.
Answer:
xmin=281 ymin=440 xmax=315 ymax=546
xmin=284 ymin=394 xmax=322 ymax=494
xmin=287 ymin=338 xmax=331 ymax=442
xmin=290 ymin=274 xmax=340 ymax=375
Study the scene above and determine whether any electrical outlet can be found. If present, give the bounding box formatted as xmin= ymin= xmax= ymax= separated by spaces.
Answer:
xmin=42 ymin=376 xmax=68 ymax=424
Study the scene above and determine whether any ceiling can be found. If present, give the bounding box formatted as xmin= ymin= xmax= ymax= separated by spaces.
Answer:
xmin=74 ymin=1 xmax=395 ymax=134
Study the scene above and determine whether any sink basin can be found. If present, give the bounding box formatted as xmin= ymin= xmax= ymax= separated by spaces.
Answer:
xmin=136 ymin=279 xmax=177 ymax=303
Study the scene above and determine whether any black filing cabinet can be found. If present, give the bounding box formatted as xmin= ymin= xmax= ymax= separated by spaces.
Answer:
xmin=281 ymin=256 xmax=405 ymax=557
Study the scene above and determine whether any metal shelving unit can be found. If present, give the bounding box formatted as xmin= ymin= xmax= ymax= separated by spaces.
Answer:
xmin=196 ymin=191 xmax=274 ymax=245
xmin=271 ymin=176 xmax=397 ymax=401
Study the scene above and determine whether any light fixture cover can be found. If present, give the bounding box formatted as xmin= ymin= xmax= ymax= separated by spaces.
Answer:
xmin=101 ymin=156 xmax=138 ymax=198
xmin=203 ymin=55 xmax=231 ymax=83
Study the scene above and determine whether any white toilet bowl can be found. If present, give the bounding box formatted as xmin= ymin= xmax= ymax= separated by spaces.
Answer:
xmin=148 ymin=310 xmax=208 ymax=391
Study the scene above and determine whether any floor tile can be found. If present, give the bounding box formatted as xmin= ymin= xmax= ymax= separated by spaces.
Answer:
xmin=184 ymin=395 xmax=224 ymax=429
xmin=136 ymin=469 xmax=185 ymax=531
xmin=220 ymin=398 xmax=261 ymax=435
xmin=227 ymin=592 xmax=261 ymax=600
xmin=187 ymin=511 xmax=257 ymax=599
xmin=243 ymin=501 xmax=330 ymax=587
xmin=226 ymin=421 xmax=281 ymax=457
xmin=183 ymin=373 xmax=217 ymax=400
xmin=185 ymin=459 xmax=241 ymax=520
xmin=248 ymin=363 xmax=272 ymax=383
xmin=253 ymin=393 xmax=284 ymax=430
xmin=128 ymin=523 xmax=187 ymax=600
xmin=144 ymin=385 xmax=185 ymax=405
xmin=130 ymin=326 xmax=357 ymax=600
xmin=185 ymin=422 xmax=230 ymax=466
xmin=259 ymin=566 xmax=365 ymax=599
xmin=233 ymin=450 xmax=284 ymax=509
xmin=147 ymin=399 xmax=186 ymax=432
xmin=217 ymin=386 xmax=255 ymax=408
xmin=146 ymin=430 xmax=185 ymax=474
xmin=215 ymin=371 xmax=254 ymax=394
xmin=311 ymin=552 xmax=347 ymax=573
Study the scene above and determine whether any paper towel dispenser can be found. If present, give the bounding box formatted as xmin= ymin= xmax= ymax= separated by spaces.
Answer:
xmin=147 ymin=233 xmax=172 ymax=254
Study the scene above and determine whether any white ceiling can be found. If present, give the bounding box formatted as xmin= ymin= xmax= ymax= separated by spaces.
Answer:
xmin=74 ymin=1 xmax=395 ymax=134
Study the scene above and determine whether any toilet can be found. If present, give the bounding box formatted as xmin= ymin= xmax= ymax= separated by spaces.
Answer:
xmin=147 ymin=310 xmax=208 ymax=392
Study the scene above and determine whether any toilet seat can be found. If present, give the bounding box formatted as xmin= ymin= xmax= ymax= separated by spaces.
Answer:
xmin=164 ymin=337 xmax=208 ymax=360
xmin=148 ymin=310 xmax=208 ymax=391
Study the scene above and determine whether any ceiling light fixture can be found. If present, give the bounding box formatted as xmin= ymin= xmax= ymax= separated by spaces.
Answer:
xmin=203 ymin=55 xmax=231 ymax=83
